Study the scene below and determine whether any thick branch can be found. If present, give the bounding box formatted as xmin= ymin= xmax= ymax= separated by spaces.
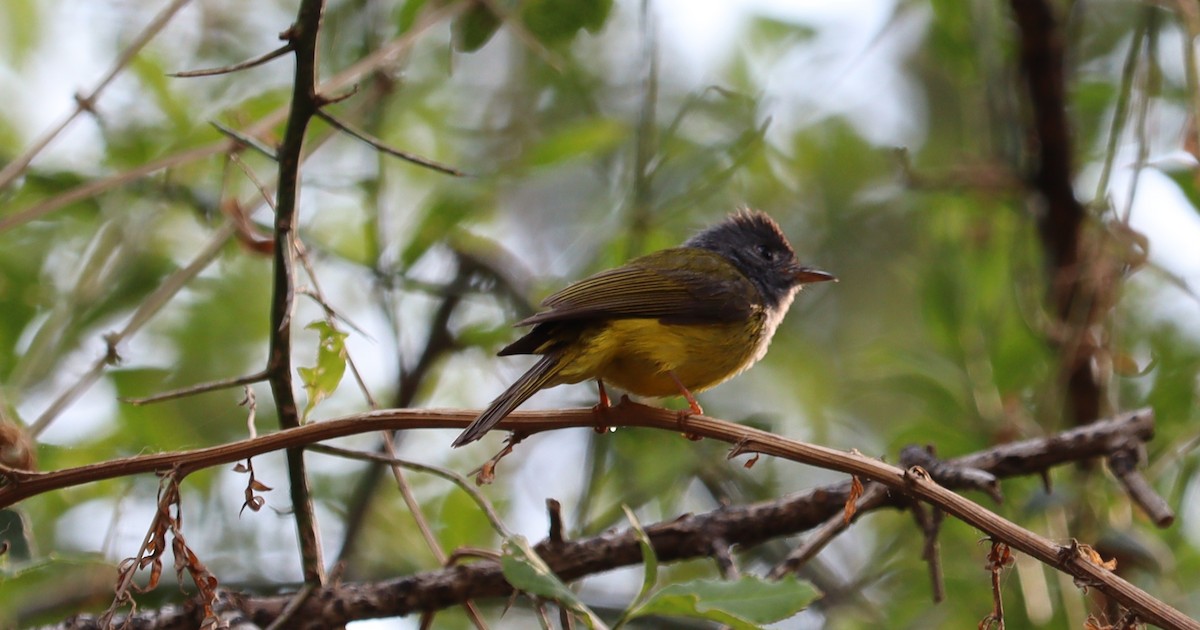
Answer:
xmin=268 ymin=0 xmax=327 ymax=587
xmin=1009 ymin=0 xmax=1103 ymax=428
xmin=1009 ymin=0 xmax=1082 ymax=272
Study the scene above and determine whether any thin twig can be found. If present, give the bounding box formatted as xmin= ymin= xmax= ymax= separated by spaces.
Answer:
xmin=314 ymin=109 xmax=466 ymax=176
xmin=263 ymin=583 xmax=315 ymax=630
xmin=172 ymin=43 xmax=294 ymax=78
xmin=240 ymin=387 xmax=259 ymax=440
xmin=122 ymin=371 xmax=268 ymax=407
xmin=1 ymin=143 xmax=237 ymax=234
xmin=309 ymin=443 xmax=511 ymax=537
xmin=99 ymin=469 xmax=186 ymax=626
xmin=375 ymin=432 xmax=491 ymax=629
xmin=1119 ymin=12 xmax=1158 ymax=225
xmin=211 ymin=121 xmax=280 ymax=160
xmin=910 ymin=501 xmax=946 ymax=603
xmin=336 ymin=262 xmax=475 ymax=565
xmin=1090 ymin=14 xmax=1148 ymax=208
xmin=546 ymin=499 xmax=565 ymax=544
xmin=767 ymin=483 xmax=888 ymax=579
xmin=1107 ymin=448 xmax=1175 ymax=527
xmin=624 ymin=0 xmax=659 ymax=259
xmin=1171 ymin=0 xmax=1200 ymax=163
xmin=301 ymin=245 xmax=491 ymax=630
xmin=710 ymin=537 xmax=738 ymax=579
xmin=82 ymin=117 xmax=348 ymax=420
xmin=301 ymin=246 xmax=480 ymax=629
xmin=292 ymin=240 xmax=377 ymax=403
xmin=12 ymin=222 xmax=124 ymax=394
xmin=225 ymin=152 xmax=278 ymax=250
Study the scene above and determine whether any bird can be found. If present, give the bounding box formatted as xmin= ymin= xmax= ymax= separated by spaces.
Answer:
xmin=452 ymin=209 xmax=835 ymax=447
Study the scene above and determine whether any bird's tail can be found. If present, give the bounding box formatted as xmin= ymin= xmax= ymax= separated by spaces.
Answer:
xmin=452 ymin=354 xmax=562 ymax=447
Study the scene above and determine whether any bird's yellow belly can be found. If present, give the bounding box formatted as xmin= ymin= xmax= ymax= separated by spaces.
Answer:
xmin=551 ymin=317 xmax=768 ymax=397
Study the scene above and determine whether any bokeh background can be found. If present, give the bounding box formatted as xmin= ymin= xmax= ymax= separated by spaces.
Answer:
xmin=1 ymin=0 xmax=1199 ymax=627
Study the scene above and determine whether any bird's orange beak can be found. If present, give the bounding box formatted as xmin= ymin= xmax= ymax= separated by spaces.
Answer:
xmin=794 ymin=267 xmax=837 ymax=284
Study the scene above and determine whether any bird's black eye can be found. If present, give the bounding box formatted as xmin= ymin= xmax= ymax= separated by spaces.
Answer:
xmin=756 ymin=244 xmax=774 ymax=261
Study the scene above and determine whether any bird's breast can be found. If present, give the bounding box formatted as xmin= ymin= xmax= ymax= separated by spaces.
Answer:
xmin=549 ymin=311 xmax=779 ymax=397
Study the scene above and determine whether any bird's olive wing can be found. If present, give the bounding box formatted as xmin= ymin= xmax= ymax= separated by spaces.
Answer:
xmin=515 ymin=248 xmax=756 ymax=327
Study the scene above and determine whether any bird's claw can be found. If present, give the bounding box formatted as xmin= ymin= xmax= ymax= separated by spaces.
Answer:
xmin=677 ymin=409 xmax=703 ymax=441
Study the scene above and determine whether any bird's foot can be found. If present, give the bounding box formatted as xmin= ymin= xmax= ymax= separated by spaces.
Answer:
xmin=667 ymin=371 xmax=704 ymax=440
xmin=592 ymin=379 xmax=612 ymax=434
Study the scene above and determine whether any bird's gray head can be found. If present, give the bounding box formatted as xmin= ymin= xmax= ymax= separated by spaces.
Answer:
xmin=684 ymin=209 xmax=835 ymax=309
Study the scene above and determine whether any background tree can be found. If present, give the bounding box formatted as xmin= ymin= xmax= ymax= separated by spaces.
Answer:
xmin=0 ymin=0 xmax=1198 ymax=628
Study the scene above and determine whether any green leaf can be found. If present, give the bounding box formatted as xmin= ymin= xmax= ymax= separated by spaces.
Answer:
xmin=746 ymin=15 xmax=818 ymax=49
xmin=0 ymin=554 xmax=114 ymax=627
xmin=436 ymin=487 xmax=496 ymax=552
xmin=521 ymin=0 xmax=613 ymax=43
xmin=524 ymin=118 xmax=628 ymax=169
xmin=611 ymin=506 xmax=658 ymax=629
xmin=452 ymin=2 xmax=502 ymax=52
xmin=628 ymin=575 xmax=819 ymax=629
xmin=579 ymin=0 xmax=614 ymax=33
xmin=297 ymin=321 xmax=348 ymax=420
xmin=131 ymin=54 xmax=190 ymax=134
xmin=0 ymin=0 xmax=40 ymax=63
xmin=623 ymin=505 xmax=657 ymax=606
xmin=455 ymin=322 xmax=518 ymax=350
xmin=0 ymin=509 xmax=32 ymax=561
xmin=399 ymin=188 xmax=487 ymax=268
xmin=396 ymin=0 xmax=430 ymax=34
xmin=1162 ymin=166 xmax=1200 ymax=216
xmin=501 ymin=536 xmax=609 ymax=629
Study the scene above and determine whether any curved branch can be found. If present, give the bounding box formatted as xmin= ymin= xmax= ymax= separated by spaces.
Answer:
xmin=0 ymin=406 xmax=1153 ymax=509
xmin=37 ymin=406 xmax=1191 ymax=629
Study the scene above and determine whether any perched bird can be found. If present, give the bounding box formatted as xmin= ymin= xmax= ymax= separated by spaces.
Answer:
xmin=452 ymin=210 xmax=834 ymax=447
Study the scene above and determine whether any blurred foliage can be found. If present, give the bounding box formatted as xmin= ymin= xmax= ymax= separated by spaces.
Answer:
xmin=1 ymin=0 xmax=1199 ymax=627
